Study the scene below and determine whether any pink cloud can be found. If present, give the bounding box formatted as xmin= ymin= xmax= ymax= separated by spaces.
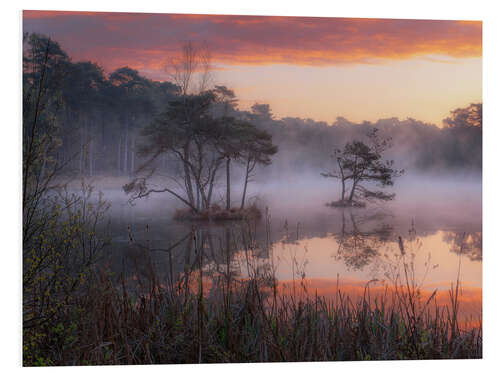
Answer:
xmin=23 ymin=11 xmax=482 ymax=76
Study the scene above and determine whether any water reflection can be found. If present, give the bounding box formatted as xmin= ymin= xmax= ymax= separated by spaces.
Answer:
xmin=114 ymin=213 xmax=482 ymax=328
xmin=443 ymin=231 xmax=482 ymax=261
xmin=335 ymin=208 xmax=393 ymax=271
xmin=104 ymin=196 xmax=482 ymax=298
xmin=89 ymin=182 xmax=482 ymax=333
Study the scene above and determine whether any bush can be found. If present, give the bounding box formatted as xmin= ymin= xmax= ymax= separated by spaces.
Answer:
xmin=23 ymin=183 xmax=110 ymax=366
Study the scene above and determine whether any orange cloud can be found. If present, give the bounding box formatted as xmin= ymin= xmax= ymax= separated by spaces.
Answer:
xmin=23 ymin=11 xmax=482 ymax=76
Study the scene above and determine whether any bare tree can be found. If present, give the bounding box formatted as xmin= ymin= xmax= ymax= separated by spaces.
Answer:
xmin=166 ymin=41 xmax=212 ymax=96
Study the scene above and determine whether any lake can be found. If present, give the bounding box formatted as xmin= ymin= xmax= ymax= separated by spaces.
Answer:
xmin=96 ymin=173 xmax=482 ymax=326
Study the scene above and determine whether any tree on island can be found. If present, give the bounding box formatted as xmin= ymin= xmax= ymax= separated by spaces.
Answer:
xmin=124 ymin=90 xmax=277 ymax=215
xmin=123 ymin=42 xmax=277 ymax=218
xmin=123 ymin=91 xmax=223 ymax=211
xmin=321 ymin=128 xmax=403 ymax=207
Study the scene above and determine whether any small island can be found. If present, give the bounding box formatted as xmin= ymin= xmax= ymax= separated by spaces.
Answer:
xmin=173 ymin=204 xmax=262 ymax=221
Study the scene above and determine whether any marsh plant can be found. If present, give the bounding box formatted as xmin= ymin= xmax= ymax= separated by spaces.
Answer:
xmin=21 ymin=32 xmax=482 ymax=367
xmin=23 ymin=213 xmax=481 ymax=365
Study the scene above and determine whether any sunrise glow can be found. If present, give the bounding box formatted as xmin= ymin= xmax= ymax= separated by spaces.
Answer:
xmin=23 ymin=11 xmax=482 ymax=125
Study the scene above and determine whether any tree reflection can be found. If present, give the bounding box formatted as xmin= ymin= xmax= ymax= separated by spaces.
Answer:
xmin=443 ymin=231 xmax=482 ymax=261
xmin=334 ymin=208 xmax=393 ymax=270
xmin=123 ymin=221 xmax=275 ymax=300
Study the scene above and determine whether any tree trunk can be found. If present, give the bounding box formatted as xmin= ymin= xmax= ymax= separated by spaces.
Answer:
xmin=39 ymin=155 xmax=46 ymax=183
xmin=130 ymin=135 xmax=135 ymax=177
xmin=79 ymin=123 xmax=84 ymax=175
xmin=207 ymin=158 xmax=222 ymax=209
xmin=196 ymin=185 xmax=200 ymax=211
xmin=349 ymin=210 xmax=359 ymax=233
xmin=89 ymin=134 xmax=93 ymax=177
xmin=348 ymin=179 xmax=357 ymax=202
xmin=182 ymin=144 xmax=196 ymax=208
xmin=340 ymin=209 xmax=346 ymax=240
xmin=123 ymin=122 xmax=129 ymax=175
xmin=117 ymin=135 xmax=121 ymax=175
xmin=338 ymin=159 xmax=346 ymax=201
xmin=240 ymin=157 xmax=251 ymax=209
xmin=226 ymin=156 xmax=231 ymax=210
xmin=88 ymin=118 xmax=94 ymax=177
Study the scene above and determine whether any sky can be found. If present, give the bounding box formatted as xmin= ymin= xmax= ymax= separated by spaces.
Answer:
xmin=23 ymin=11 xmax=482 ymax=126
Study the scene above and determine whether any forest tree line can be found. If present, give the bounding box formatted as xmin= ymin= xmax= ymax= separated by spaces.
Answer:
xmin=23 ymin=33 xmax=482 ymax=183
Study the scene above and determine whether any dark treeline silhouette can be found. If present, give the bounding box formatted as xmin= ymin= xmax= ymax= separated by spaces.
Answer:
xmin=249 ymin=108 xmax=482 ymax=178
xmin=22 ymin=33 xmax=482 ymax=366
xmin=24 ymin=33 xmax=482 ymax=181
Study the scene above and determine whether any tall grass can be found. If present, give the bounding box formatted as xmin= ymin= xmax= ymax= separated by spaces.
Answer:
xmin=23 ymin=215 xmax=481 ymax=365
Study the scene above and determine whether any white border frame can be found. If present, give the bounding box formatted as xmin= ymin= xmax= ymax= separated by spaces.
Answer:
xmin=3 ymin=1 xmax=497 ymax=374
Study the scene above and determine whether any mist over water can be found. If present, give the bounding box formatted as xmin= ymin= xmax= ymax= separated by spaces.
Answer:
xmin=90 ymin=172 xmax=481 ymax=296
xmin=22 ymin=25 xmax=483 ymax=364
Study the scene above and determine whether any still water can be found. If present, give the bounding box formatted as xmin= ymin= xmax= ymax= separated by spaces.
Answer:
xmin=97 ymin=175 xmax=482 ymax=324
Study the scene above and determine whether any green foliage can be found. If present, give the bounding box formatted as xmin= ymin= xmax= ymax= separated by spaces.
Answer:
xmin=22 ymin=33 xmax=111 ymax=366
xmin=23 ymin=184 xmax=110 ymax=366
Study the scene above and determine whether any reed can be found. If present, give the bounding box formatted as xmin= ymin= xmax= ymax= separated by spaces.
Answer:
xmin=23 ymin=222 xmax=481 ymax=365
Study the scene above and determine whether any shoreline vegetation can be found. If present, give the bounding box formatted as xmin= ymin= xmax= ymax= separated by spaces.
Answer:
xmin=173 ymin=204 xmax=262 ymax=222
xmin=23 ymin=209 xmax=482 ymax=366
xmin=327 ymin=199 xmax=367 ymax=208
xmin=23 ymin=265 xmax=482 ymax=365
xmin=22 ymin=34 xmax=482 ymax=367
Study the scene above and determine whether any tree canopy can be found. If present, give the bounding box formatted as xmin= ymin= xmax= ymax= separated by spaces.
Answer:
xmin=124 ymin=88 xmax=277 ymax=213
xmin=23 ymin=33 xmax=482 ymax=183
xmin=321 ymin=129 xmax=404 ymax=207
